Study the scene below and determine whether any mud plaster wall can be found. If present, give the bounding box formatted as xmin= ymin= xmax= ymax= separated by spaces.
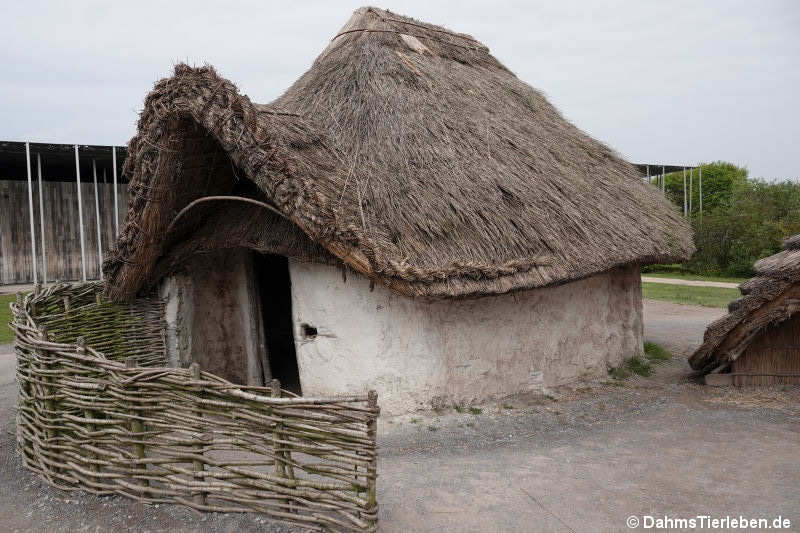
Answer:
xmin=289 ymin=262 xmax=643 ymax=414
xmin=160 ymin=249 xmax=266 ymax=386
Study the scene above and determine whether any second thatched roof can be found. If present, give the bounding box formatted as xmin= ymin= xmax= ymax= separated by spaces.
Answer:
xmin=689 ymin=235 xmax=800 ymax=373
xmin=103 ymin=6 xmax=693 ymax=300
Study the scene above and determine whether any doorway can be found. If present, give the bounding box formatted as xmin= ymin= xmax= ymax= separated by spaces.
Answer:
xmin=255 ymin=253 xmax=302 ymax=394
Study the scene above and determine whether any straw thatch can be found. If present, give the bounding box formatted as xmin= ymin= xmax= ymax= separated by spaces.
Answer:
xmin=103 ymin=6 xmax=692 ymax=300
xmin=689 ymin=234 xmax=800 ymax=372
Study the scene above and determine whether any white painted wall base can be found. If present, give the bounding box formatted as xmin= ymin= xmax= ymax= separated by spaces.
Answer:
xmin=289 ymin=262 xmax=643 ymax=415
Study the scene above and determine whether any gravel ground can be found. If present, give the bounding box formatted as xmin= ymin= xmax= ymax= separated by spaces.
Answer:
xmin=1 ymin=300 xmax=798 ymax=532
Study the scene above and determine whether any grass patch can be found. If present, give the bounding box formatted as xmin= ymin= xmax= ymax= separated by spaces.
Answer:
xmin=642 ymin=282 xmax=740 ymax=308
xmin=427 ymin=425 xmax=438 ymax=432
xmin=644 ymin=341 xmax=672 ymax=363
xmin=468 ymin=407 xmax=482 ymax=415
xmin=453 ymin=404 xmax=465 ymax=413
xmin=0 ymin=294 xmax=15 ymax=344
xmin=608 ymin=346 xmax=671 ymax=381
xmin=502 ymin=403 xmax=514 ymax=410
xmin=642 ymin=271 xmax=747 ymax=284
xmin=608 ymin=366 xmax=630 ymax=380
xmin=609 ymin=355 xmax=654 ymax=380
xmin=626 ymin=356 xmax=653 ymax=377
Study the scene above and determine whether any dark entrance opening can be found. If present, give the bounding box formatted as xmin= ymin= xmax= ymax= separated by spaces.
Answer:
xmin=255 ymin=253 xmax=301 ymax=394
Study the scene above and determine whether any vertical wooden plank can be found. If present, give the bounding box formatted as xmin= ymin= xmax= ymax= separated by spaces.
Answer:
xmin=81 ymin=182 xmax=98 ymax=280
xmin=0 ymin=182 xmax=12 ymax=283
xmin=7 ymin=181 xmax=33 ymax=283
xmin=37 ymin=154 xmax=47 ymax=284
xmin=0 ymin=178 xmax=129 ymax=283
xmin=93 ymin=160 xmax=103 ymax=279
xmin=113 ymin=146 xmax=119 ymax=237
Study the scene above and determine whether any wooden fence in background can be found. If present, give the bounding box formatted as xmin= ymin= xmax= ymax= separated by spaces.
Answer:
xmin=0 ymin=179 xmax=129 ymax=284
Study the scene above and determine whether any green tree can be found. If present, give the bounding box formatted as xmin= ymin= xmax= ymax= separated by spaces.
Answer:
xmin=661 ymin=161 xmax=748 ymax=215
xmin=687 ymin=178 xmax=800 ymax=276
xmin=650 ymin=162 xmax=800 ymax=277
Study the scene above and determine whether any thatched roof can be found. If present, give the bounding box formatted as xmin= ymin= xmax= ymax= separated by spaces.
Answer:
xmin=689 ymin=235 xmax=800 ymax=373
xmin=103 ymin=6 xmax=693 ymax=300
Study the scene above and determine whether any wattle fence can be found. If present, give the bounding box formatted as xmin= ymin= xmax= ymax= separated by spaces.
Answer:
xmin=11 ymin=282 xmax=379 ymax=532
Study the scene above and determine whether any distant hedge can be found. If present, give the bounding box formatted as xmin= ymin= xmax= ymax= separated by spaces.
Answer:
xmin=653 ymin=162 xmax=800 ymax=277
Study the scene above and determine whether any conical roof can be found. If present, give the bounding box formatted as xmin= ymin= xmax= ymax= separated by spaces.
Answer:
xmin=104 ymin=6 xmax=693 ymax=300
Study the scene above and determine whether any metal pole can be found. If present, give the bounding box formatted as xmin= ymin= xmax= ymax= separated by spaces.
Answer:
xmin=646 ymin=164 xmax=650 ymax=184
xmin=37 ymin=153 xmax=47 ymax=284
xmin=75 ymin=145 xmax=87 ymax=281
xmin=689 ymin=168 xmax=693 ymax=214
xmin=112 ymin=146 xmax=119 ymax=237
xmin=661 ymin=165 xmax=665 ymax=194
xmin=25 ymin=142 xmax=38 ymax=284
xmin=699 ymin=165 xmax=703 ymax=221
xmin=682 ymin=167 xmax=687 ymax=217
xmin=92 ymin=158 xmax=103 ymax=279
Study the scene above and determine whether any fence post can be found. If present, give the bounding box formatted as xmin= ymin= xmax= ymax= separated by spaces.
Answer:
xmin=16 ymin=293 xmax=33 ymax=456
xmin=31 ymin=284 xmax=40 ymax=316
xmin=189 ymin=362 xmax=207 ymax=506
xmin=78 ymin=337 xmax=100 ymax=476
xmin=39 ymin=323 xmax=59 ymax=478
xmin=366 ymin=389 xmax=378 ymax=526
xmin=126 ymin=356 xmax=149 ymax=492
xmin=270 ymin=379 xmax=287 ymax=478
xmin=270 ymin=378 xmax=297 ymax=514
xmin=16 ymin=292 xmax=24 ymax=321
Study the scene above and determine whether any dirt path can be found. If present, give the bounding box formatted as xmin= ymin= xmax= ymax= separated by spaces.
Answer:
xmin=1 ymin=302 xmax=798 ymax=532
xmin=641 ymin=276 xmax=740 ymax=289
xmin=643 ymin=299 xmax=725 ymax=355
xmin=641 ymin=299 xmax=726 ymax=383
xmin=0 ymin=283 xmax=35 ymax=296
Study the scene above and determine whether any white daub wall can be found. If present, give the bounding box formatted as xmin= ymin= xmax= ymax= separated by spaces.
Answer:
xmin=289 ymin=261 xmax=643 ymax=415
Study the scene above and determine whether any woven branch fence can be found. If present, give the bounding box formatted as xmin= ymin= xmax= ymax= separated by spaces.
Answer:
xmin=11 ymin=281 xmax=379 ymax=532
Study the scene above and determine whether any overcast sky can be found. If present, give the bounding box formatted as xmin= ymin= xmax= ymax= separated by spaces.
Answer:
xmin=2 ymin=1 xmax=798 ymax=180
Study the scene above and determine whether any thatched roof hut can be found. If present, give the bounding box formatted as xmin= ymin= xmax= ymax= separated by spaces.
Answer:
xmin=103 ymin=6 xmax=691 ymax=301
xmin=102 ymin=7 xmax=693 ymax=413
xmin=690 ymin=235 xmax=800 ymax=385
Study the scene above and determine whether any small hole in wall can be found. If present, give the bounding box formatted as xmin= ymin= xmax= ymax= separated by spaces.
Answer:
xmin=301 ymin=323 xmax=318 ymax=339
